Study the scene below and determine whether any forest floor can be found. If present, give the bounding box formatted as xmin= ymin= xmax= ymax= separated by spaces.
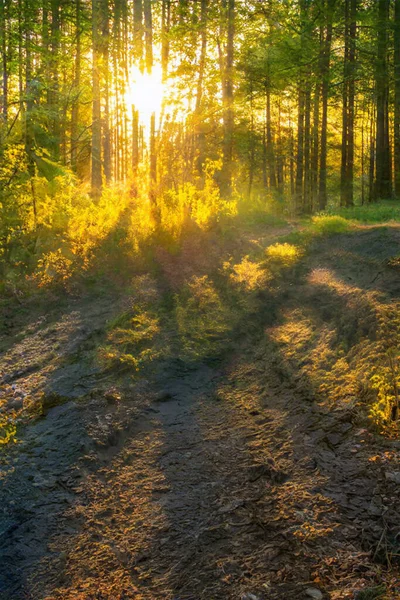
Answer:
xmin=1 ymin=220 xmax=400 ymax=600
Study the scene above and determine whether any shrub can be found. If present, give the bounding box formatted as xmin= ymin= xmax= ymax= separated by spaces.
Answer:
xmin=175 ymin=275 xmax=232 ymax=360
xmin=266 ymin=242 xmax=303 ymax=268
xmin=311 ymin=215 xmax=351 ymax=235
xmin=227 ymin=256 xmax=271 ymax=291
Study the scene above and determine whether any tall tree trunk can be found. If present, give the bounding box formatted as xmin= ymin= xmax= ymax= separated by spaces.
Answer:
xmin=149 ymin=112 xmax=157 ymax=216
xmin=161 ymin=0 xmax=171 ymax=81
xmin=143 ymin=0 xmax=153 ymax=74
xmin=369 ymin=102 xmax=376 ymax=203
xmin=375 ymin=0 xmax=392 ymax=200
xmin=132 ymin=105 xmax=139 ymax=176
xmin=0 ymin=0 xmax=8 ymax=124
xmin=91 ymin=0 xmax=102 ymax=196
xmin=49 ymin=0 xmax=60 ymax=160
xmin=303 ymin=78 xmax=312 ymax=212
xmin=295 ymin=0 xmax=307 ymax=214
xmin=195 ymin=0 xmax=207 ymax=174
xmin=295 ymin=86 xmax=305 ymax=213
xmin=101 ymin=0 xmax=111 ymax=182
xmin=340 ymin=0 xmax=356 ymax=208
xmin=394 ymin=0 xmax=400 ymax=196
xmin=318 ymin=0 xmax=334 ymax=210
xmin=346 ymin=0 xmax=356 ymax=207
xmin=71 ymin=0 xmax=81 ymax=173
xmin=248 ymin=84 xmax=255 ymax=197
xmin=133 ymin=0 xmax=143 ymax=66
xmin=311 ymin=78 xmax=320 ymax=210
xmin=265 ymin=82 xmax=277 ymax=190
xmin=221 ymin=0 xmax=235 ymax=197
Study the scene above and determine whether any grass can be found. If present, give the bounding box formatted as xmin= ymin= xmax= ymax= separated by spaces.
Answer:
xmin=323 ymin=200 xmax=400 ymax=224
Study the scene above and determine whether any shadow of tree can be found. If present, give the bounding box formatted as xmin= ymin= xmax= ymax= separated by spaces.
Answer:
xmin=1 ymin=226 xmax=400 ymax=599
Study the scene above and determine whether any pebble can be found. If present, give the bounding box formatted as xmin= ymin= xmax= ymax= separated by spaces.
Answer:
xmin=305 ymin=588 xmax=323 ymax=600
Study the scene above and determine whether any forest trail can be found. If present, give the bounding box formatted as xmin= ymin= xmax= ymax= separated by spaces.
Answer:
xmin=1 ymin=224 xmax=400 ymax=600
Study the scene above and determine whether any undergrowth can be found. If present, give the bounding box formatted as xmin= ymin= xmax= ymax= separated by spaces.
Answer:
xmin=324 ymin=201 xmax=400 ymax=224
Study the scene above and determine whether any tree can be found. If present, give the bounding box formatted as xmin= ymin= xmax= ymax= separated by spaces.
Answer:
xmin=374 ymin=0 xmax=391 ymax=200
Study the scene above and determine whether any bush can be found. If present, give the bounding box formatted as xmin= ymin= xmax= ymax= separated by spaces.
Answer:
xmin=266 ymin=242 xmax=303 ymax=268
xmin=227 ymin=256 xmax=271 ymax=291
xmin=175 ymin=275 xmax=232 ymax=360
xmin=311 ymin=215 xmax=351 ymax=235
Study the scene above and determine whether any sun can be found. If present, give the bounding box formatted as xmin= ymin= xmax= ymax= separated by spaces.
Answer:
xmin=126 ymin=64 xmax=164 ymax=127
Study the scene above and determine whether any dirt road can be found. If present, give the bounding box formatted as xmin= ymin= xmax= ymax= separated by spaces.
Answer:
xmin=1 ymin=226 xmax=400 ymax=599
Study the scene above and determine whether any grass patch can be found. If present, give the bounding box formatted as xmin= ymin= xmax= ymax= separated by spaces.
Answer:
xmin=324 ymin=200 xmax=400 ymax=224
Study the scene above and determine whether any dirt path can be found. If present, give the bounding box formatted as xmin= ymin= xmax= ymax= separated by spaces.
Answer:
xmin=1 ymin=226 xmax=400 ymax=599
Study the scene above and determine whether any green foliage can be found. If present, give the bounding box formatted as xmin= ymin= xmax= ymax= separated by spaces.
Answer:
xmin=311 ymin=215 xmax=352 ymax=236
xmin=225 ymin=256 xmax=271 ymax=292
xmin=0 ymin=416 xmax=17 ymax=446
xmin=175 ymin=275 xmax=233 ymax=360
xmin=370 ymin=352 xmax=400 ymax=429
xmin=98 ymin=275 xmax=164 ymax=373
xmin=324 ymin=202 xmax=400 ymax=225
xmin=266 ymin=242 xmax=303 ymax=269
xmin=355 ymin=585 xmax=386 ymax=600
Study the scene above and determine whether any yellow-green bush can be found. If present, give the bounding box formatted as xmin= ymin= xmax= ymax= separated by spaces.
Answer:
xmin=311 ymin=215 xmax=351 ymax=235
xmin=226 ymin=256 xmax=271 ymax=291
xmin=266 ymin=242 xmax=303 ymax=268
xmin=175 ymin=275 xmax=232 ymax=360
xmin=369 ymin=353 xmax=400 ymax=429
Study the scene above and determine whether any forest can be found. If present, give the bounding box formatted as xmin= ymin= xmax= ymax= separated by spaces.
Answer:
xmin=0 ymin=0 xmax=400 ymax=283
xmin=2 ymin=1 xmax=400 ymax=599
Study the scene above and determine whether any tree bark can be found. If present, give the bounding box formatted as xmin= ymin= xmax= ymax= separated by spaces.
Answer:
xmin=161 ymin=0 xmax=171 ymax=81
xmin=318 ymin=0 xmax=334 ymax=210
xmin=221 ymin=0 xmax=235 ymax=197
xmin=0 ymin=0 xmax=8 ymax=124
xmin=394 ymin=0 xmax=400 ymax=196
xmin=143 ymin=0 xmax=153 ymax=74
xmin=91 ymin=0 xmax=102 ymax=195
xmin=375 ymin=0 xmax=392 ymax=200
xmin=71 ymin=0 xmax=81 ymax=173
xmin=265 ymin=82 xmax=277 ymax=190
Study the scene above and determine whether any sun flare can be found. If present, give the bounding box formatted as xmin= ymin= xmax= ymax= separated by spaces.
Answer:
xmin=126 ymin=65 xmax=164 ymax=126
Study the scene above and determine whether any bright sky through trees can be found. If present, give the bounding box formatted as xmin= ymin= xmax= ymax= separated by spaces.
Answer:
xmin=126 ymin=65 xmax=164 ymax=127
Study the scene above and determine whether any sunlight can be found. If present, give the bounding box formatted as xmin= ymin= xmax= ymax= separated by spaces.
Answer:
xmin=126 ymin=65 xmax=164 ymax=127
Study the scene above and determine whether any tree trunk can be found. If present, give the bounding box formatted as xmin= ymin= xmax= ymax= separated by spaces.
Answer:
xmin=143 ymin=0 xmax=153 ymax=74
xmin=265 ymin=82 xmax=277 ymax=190
xmin=71 ymin=0 xmax=81 ymax=173
xmin=0 ymin=0 xmax=8 ymax=124
xmin=161 ymin=0 xmax=171 ymax=81
xmin=295 ymin=86 xmax=305 ymax=214
xmin=311 ymin=77 xmax=320 ymax=210
xmin=149 ymin=112 xmax=157 ymax=216
xmin=101 ymin=0 xmax=111 ymax=182
xmin=49 ymin=0 xmax=60 ymax=160
xmin=133 ymin=0 xmax=143 ymax=66
xmin=346 ymin=0 xmax=356 ymax=207
xmin=221 ymin=0 xmax=234 ymax=197
xmin=394 ymin=0 xmax=400 ymax=196
xmin=318 ymin=0 xmax=334 ymax=210
xmin=195 ymin=0 xmax=207 ymax=174
xmin=91 ymin=0 xmax=102 ymax=196
xmin=132 ymin=106 xmax=139 ymax=176
xmin=303 ymin=78 xmax=312 ymax=212
xmin=375 ymin=0 xmax=392 ymax=200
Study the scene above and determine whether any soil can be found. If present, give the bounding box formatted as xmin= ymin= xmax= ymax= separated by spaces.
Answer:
xmin=1 ymin=225 xmax=400 ymax=600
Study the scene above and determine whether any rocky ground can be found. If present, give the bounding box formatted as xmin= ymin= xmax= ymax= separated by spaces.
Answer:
xmin=1 ymin=224 xmax=400 ymax=599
